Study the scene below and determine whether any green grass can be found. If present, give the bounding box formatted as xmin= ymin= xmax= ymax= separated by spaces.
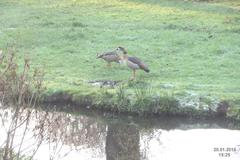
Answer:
xmin=0 ymin=0 xmax=240 ymax=105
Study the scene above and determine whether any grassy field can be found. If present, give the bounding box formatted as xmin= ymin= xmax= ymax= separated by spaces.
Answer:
xmin=0 ymin=0 xmax=240 ymax=112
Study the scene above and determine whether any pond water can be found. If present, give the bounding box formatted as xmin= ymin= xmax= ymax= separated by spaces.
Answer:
xmin=0 ymin=105 xmax=240 ymax=160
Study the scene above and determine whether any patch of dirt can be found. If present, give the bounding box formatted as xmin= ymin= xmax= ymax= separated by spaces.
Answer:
xmin=88 ymin=80 xmax=121 ymax=88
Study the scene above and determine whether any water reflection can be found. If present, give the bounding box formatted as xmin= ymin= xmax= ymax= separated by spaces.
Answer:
xmin=0 ymin=105 xmax=240 ymax=160
xmin=0 ymin=107 xmax=107 ymax=159
xmin=106 ymin=123 xmax=140 ymax=160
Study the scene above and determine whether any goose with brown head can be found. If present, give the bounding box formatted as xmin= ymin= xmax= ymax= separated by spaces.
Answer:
xmin=118 ymin=47 xmax=150 ymax=80
xmin=97 ymin=47 xmax=121 ymax=68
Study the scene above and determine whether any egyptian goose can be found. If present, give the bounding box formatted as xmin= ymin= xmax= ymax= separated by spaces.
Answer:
xmin=97 ymin=48 xmax=121 ymax=67
xmin=118 ymin=47 xmax=150 ymax=80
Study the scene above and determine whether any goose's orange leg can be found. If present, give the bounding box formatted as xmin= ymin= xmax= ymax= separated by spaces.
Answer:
xmin=130 ymin=70 xmax=136 ymax=81
xmin=107 ymin=62 xmax=111 ymax=68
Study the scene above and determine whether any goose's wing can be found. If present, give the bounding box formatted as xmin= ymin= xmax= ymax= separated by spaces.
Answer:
xmin=128 ymin=56 xmax=150 ymax=72
xmin=97 ymin=51 xmax=116 ymax=58
xmin=103 ymin=52 xmax=117 ymax=56
xmin=97 ymin=51 xmax=120 ymax=63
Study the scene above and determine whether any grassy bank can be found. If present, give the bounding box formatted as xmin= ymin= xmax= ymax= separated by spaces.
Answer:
xmin=0 ymin=0 xmax=240 ymax=118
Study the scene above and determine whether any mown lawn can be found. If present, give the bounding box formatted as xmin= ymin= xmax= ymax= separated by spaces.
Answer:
xmin=0 ymin=0 xmax=240 ymax=102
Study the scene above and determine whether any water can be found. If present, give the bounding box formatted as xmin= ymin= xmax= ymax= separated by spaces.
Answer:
xmin=0 ymin=105 xmax=240 ymax=160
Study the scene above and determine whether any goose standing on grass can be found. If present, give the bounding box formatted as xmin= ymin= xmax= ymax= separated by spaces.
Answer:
xmin=118 ymin=46 xmax=150 ymax=80
xmin=97 ymin=47 xmax=121 ymax=68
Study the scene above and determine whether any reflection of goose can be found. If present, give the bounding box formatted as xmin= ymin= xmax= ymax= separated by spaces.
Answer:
xmin=118 ymin=47 xmax=150 ymax=80
xmin=97 ymin=47 xmax=121 ymax=68
xmin=106 ymin=123 xmax=140 ymax=160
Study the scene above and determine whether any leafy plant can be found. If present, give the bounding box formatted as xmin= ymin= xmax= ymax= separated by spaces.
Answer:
xmin=0 ymin=48 xmax=45 ymax=160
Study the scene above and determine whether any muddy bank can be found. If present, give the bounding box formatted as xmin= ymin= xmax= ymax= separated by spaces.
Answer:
xmin=41 ymin=91 xmax=240 ymax=121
